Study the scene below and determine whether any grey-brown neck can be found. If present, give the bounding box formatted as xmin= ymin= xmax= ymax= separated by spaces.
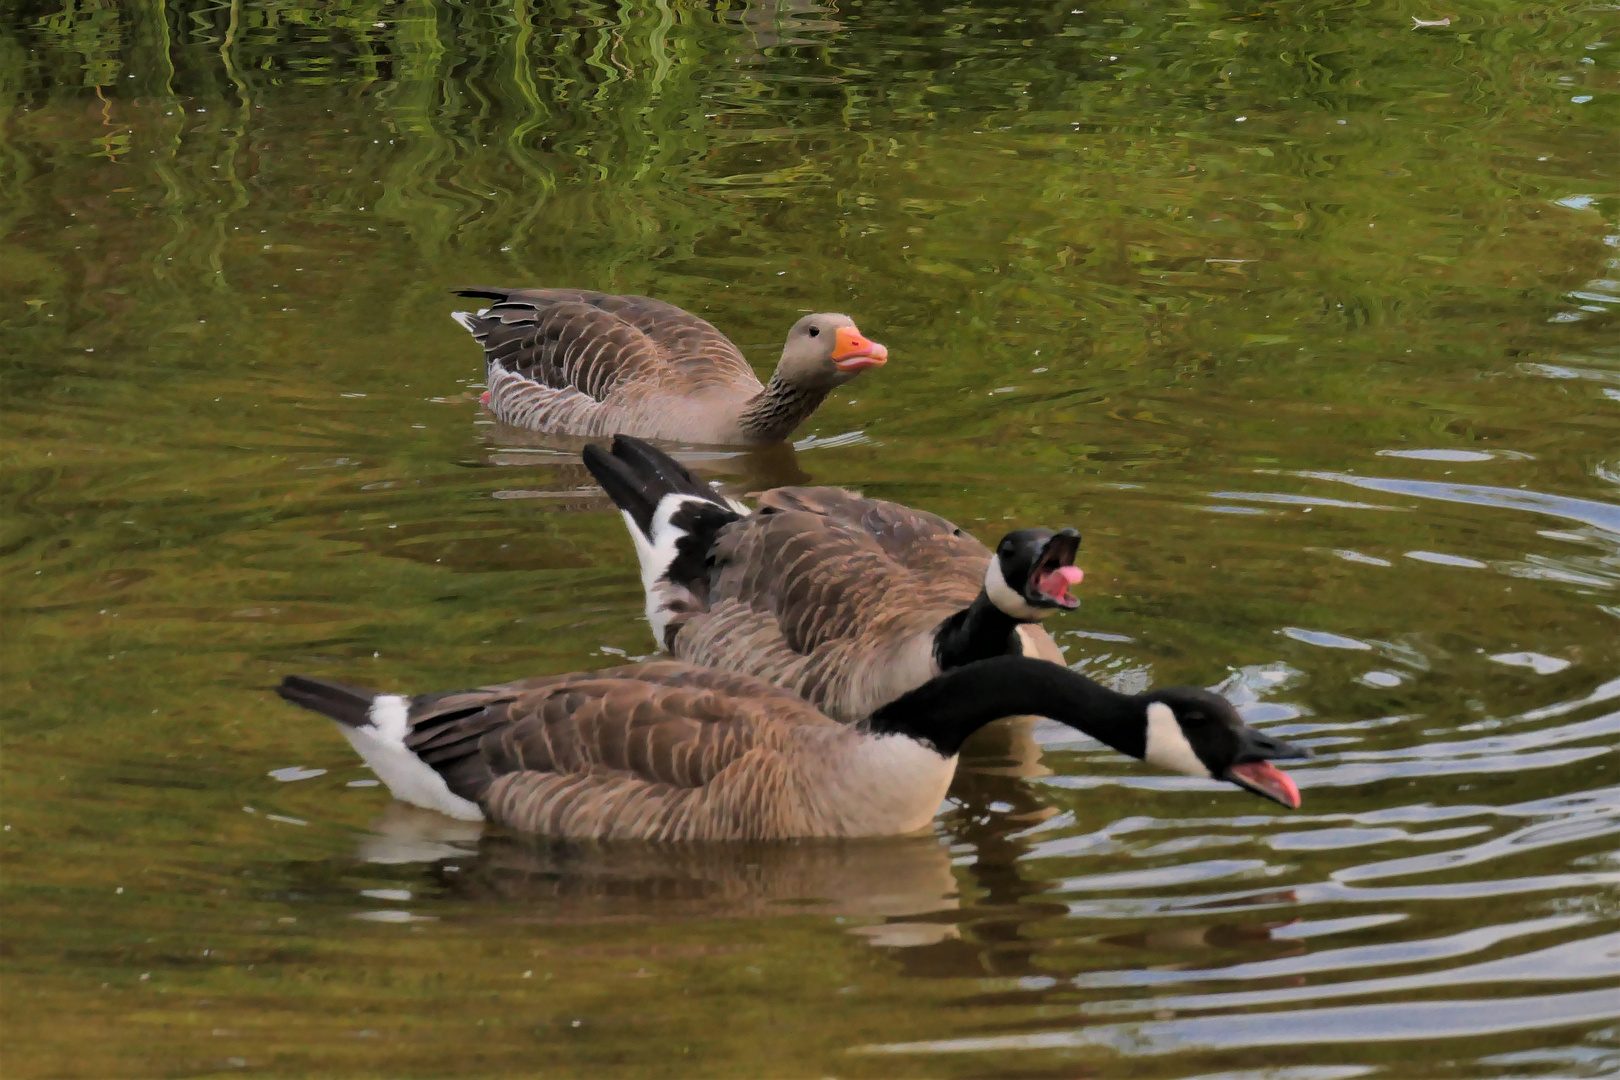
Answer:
xmin=735 ymin=371 xmax=833 ymax=443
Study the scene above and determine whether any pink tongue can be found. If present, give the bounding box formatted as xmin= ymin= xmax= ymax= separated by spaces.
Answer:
xmin=1229 ymin=761 xmax=1302 ymax=809
xmin=480 ymin=390 xmax=492 ymax=405
xmin=1038 ymin=565 xmax=1085 ymax=603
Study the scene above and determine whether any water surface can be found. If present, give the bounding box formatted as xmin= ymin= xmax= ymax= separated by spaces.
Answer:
xmin=3 ymin=1 xmax=1618 ymax=1076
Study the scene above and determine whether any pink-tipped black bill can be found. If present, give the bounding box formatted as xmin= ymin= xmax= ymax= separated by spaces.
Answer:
xmin=1226 ymin=760 xmax=1303 ymax=809
xmin=1222 ymin=725 xmax=1309 ymax=808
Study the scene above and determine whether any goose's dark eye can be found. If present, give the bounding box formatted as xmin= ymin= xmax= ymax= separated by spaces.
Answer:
xmin=808 ymin=326 xmax=820 ymax=338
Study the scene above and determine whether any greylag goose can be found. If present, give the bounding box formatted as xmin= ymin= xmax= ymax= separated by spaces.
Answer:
xmin=451 ymin=288 xmax=887 ymax=445
xmin=275 ymin=657 xmax=1306 ymax=841
xmin=582 ymin=435 xmax=1085 ymax=722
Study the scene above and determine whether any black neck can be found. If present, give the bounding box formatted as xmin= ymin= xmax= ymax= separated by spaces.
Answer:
xmin=737 ymin=372 xmax=832 ymax=442
xmin=867 ymin=656 xmax=1149 ymax=759
xmin=933 ymin=590 xmax=1024 ymax=670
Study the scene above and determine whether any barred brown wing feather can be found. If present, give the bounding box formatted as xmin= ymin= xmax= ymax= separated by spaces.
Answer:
xmin=483 ymin=770 xmax=690 ymax=841
xmin=389 ymin=662 xmax=840 ymax=840
xmin=708 ymin=509 xmax=906 ymax=656
xmin=659 ymin=489 xmax=1002 ymax=720
xmin=479 ymin=301 xmax=661 ymax=402
xmin=704 ymin=496 xmax=988 ymax=656
xmin=481 ymin=669 xmax=831 ymax=840
xmin=587 ymin=293 xmax=760 ymax=391
xmin=471 ymin=289 xmax=758 ymax=399
xmin=754 ymin=486 xmax=990 ymax=585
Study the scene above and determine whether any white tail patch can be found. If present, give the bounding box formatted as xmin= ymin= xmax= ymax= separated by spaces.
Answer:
xmin=622 ymin=493 xmax=713 ymax=646
xmin=338 ymin=695 xmax=486 ymax=822
xmin=1143 ymin=701 xmax=1212 ymax=778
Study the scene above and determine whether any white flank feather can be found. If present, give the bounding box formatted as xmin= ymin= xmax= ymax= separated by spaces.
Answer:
xmin=833 ymin=734 xmax=958 ymax=836
xmin=339 ymin=695 xmax=486 ymax=822
xmin=623 ymin=494 xmax=714 ymax=646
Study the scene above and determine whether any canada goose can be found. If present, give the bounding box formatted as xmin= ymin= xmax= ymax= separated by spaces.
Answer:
xmin=451 ymin=288 xmax=888 ymax=445
xmin=274 ymin=656 xmax=1306 ymax=842
xmin=582 ymin=435 xmax=1084 ymax=722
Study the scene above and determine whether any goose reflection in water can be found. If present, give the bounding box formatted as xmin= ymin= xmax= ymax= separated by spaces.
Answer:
xmin=356 ymin=804 xmax=963 ymax=949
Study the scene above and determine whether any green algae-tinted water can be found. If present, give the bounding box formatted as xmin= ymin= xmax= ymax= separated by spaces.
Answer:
xmin=3 ymin=1 xmax=1618 ymax=1076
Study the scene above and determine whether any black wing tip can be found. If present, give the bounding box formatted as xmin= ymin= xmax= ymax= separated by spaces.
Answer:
xmin=607 ymin=436 xmax=723 ymax=504
xmin=583 ymin=435 xmax=741 ymax=541
xmin=582 ymin=440 xmax=660 ymax=533
xmin=608 ymin=433 xmax=658 ymax=456
xmin=451 ymin=287 xmax=513 ymax=301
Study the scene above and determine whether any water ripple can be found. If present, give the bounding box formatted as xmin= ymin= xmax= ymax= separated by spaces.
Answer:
xmin=1067 ymin=915 xmax=1589 ymax=990
xmin=858 ymin=987 xmax=1620 ymax=1056
xmin=1297 ymin=472 xmax=1620 ymax=534
xmin=1083 ymin=929 xmax=1614 ymax=1014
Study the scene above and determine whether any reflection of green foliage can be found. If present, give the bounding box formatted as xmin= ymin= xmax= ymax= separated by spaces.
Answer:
xmin=31 ymin=0 xmax=126 ymax=87
xmin=12 ymin=0 xmax=1611 ymax=325
xmin=3 ymin=3 xmax=1619 ymax=1075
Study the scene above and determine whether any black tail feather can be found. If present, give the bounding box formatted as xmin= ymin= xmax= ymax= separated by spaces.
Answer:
xmin=276 ymin=675 xmax=379 ymax=729
xmin=451 ymin=287 xmax=516 ymax=303
xmin=583 ymin=434 xmax=730 ymax=535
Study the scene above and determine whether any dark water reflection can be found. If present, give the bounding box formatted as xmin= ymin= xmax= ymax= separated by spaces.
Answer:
xmin=4 ymin=0 xmax=1618 ymax=1076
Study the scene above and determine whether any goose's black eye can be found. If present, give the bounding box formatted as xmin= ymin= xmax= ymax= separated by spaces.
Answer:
xmin=808 ymin=326 xmax=820 ymax=338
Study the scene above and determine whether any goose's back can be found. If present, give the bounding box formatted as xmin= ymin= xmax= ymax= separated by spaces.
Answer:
xmin=406 ymin=661 xmax=874 ymax=841
xmin=465 ymin=288 xmax=762 ymax=400
xmin=669 ymin=488 xmax=998 ymax=720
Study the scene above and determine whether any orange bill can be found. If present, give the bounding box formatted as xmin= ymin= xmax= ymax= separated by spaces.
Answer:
xmin=832 ymin=326 xmax=888 ymax=371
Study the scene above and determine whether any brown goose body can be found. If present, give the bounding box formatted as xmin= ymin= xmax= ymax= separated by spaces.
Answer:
xmin=274 ymin=657 xmax=1308 ymax=842
xmin=583 ymin=438 xmax=1080 ymax=724
xmin=679 ymin=486 xmax=1066 ymax=720
xmin=452 ymin=288 xmax=887 ymax=445
xmin=277 ymin=662 xmax=959 ymax=842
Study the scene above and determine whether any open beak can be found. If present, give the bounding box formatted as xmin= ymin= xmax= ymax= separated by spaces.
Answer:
xmin=1223 ymin=730 xmax=1309 ymax=809
xmin=1026 ymin=528 xmax=1083 ymax=609
xmin=832 ymin=326 xmax=888 ymax=372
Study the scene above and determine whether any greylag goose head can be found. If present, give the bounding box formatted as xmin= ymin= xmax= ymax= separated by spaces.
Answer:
xmin=776 ymin=313 xmax=888 ymax=390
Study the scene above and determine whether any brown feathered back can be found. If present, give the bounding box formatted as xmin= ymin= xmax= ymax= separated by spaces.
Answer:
xmin=396 ymin=661 xmax=955 ymax=842
xmin=667 ymin=487 xmax=1053 ymax=721
xmin=454 ymin=289 xmax=862 ymax=444
xmin=473 ymin=289 xmax=760 ymax=396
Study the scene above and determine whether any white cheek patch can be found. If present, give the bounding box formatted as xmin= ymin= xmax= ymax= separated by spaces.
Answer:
xmin=1143 ymin=702 xmax=1212 ymax=778
xmin=983 ymin=558 xmax=1045 ymax=622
